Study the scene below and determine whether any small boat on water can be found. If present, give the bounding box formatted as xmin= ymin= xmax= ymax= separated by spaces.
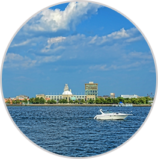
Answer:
xmin=94 ymin=109 xmax=132 ymax=120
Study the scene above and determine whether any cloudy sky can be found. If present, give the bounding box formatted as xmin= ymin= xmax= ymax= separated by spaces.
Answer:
xmin=2 ymin=1 xmax=156 ymax=98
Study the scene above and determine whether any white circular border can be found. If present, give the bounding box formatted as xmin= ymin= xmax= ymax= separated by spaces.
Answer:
xmin=0 ymin=0 xmax=158 ymax=159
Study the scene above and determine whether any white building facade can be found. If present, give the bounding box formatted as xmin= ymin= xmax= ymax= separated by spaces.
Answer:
xmin=121 ymin=94 xmax=138 ymax=98
xmin=45 ymin=84 xmax=86 ymax=102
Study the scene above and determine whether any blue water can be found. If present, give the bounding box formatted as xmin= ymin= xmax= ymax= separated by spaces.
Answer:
xmin=7 ymin=106 xmax=150 ymax=157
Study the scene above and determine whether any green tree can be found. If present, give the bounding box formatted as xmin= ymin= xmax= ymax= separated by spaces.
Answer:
xmin=29 ymin=98 xmax=34 ymax=104
xmin=126 ymin=99 xmax=132 ymax=103
xmin=112 ymin=98 xmax=119 ymax=104
xmin=16 ymin=99 xmax=20 ymax=104
xmin=88 ymin=99 xmax=94 ymax=104
xmin=95 ymin=98 xmax=100 ymax=104
xmin=12 ymin=100 xmax=16 ymax=104
xmin=50 ymin=99 xmax=56 ymax=104
xmin=63 ymin=99 xmax=68 ymax=103
xmin=23 ymin=99 xmax=28 ymax=104
xmin=47 ymin=100 xmax=51 ymax=104
xmin=58 ymin=99 xmax=62 ymax=103
xmin=99 ymin=97 xmax=105 ymax=104
xmin=117 ymin=97 xmax=124 ymax=103
xmin=138 ymin=97 xmax=146 ymax=104
xmin=69 ymin=100 xmax=74 ymax=103
xmin=39 ymin=97 xmax=45 ymax=104
xmin=104 ymin=98 xmax=112 ymax=104
xmin=145 ymin=96 xmax=152 ymax=104
xmin=59 ymin=99 xmax=68 ymax=103
xmin=74 ymin=100 xmax=79 ymax=104
xmin=34 ymin=97 xmax=40 ymax=104
xmin=131 ymin=98 xmax=139 ymax=104
xmin=80 ymin=99 xmax=85 ymax=104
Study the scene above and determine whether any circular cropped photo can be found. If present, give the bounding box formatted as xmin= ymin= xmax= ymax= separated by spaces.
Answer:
xmin=2 ymin=1 xmax=156 ymax=157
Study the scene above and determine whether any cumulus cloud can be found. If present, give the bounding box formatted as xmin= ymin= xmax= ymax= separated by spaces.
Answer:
xmin=41 ymin=34 xmax=86 ymax=53
xmin=39 ymin=27 xmax=142 ymax=55
xmin=25 ymin=2 xmax=101 ymax=32
xmin=89 ymin=28 xmax=139 ymax=45
xmin=41 ymin=37 xmax=66 ymax=52
xmin=43 ymin=28 xmax=132 ymax=50
xmin=107 ymin=28 xmax=129 ymax=39
xmin=4 ymin=53 xmax=61 ymax=68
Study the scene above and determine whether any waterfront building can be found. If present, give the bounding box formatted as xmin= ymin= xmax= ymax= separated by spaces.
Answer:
xmin=62 ymin=84 xmax=73 ymax=102
xmin=36 ymin=94 xmax=46 ymax=99
xmin=85 ymin=81 xmax=98 ymax=97
xmin=16 ymin=95 xmax=29 ymax=99
xmin=71 ymin=95 xmax=86 ymax=101
xmin=121 ymin=94 xmax=138 ymax=98
xmin=4 ymin=95 xmax=30 ymax=104
xmin=110 ymin=93 xmax=115 ymax=98
xmin=45 ymin=84 xmax=86 ymax=102
xmin=46 ymin=95 xmax=63 ymax=101
xmin=86 ymin=95 xmax=96 ymax=100
xmin=103 ymin=95 xmax=109 ymax=99
xmin=5 ymin=96 xmax=29 ymax=104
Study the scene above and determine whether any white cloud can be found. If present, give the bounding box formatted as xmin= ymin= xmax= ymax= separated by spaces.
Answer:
xmin=47 ymin=37 xmax=66 ymax=44
xmin=89 ymin=28 xmax=139 ymax=45
xmin=123 ymin=52 xmax=153 ymax=60
xmin=107 ymin=28 xmax=129 ymax=39
xmin=4 ymin=53 xmax=36 ymax=68
xmin=89 ymin=62 xmax=141 ymax=71
xmin=41 ymin=37 xmax=66 ymax=52
xmin=89 ymin=35 xmax=98 ymax=44
xmin=41 ymin=46 xmax=65 ymax=53
xmin=41 ymin=34 xmax=86 ymax=53
xmin=126 ymin=36 xmax=142 ymax=42
xmin=42 ymin=28 xmax=133 ymax=52
xmin=4 ymin=53 xmax=61 ymax=68
xmin=11 ymin=40 xmax=30 ymax=47
xmin=25 ymin=2 xmax=101 ymax=32
xmin=36 ymin=55 xmax=61 ymax=63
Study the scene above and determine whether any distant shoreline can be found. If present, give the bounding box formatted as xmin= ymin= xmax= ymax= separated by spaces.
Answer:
xmin=6 ymin=104 xmax=151 ymax=107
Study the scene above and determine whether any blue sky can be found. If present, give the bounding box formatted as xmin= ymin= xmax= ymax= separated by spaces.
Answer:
xmin=2 ymin=1 xmax=156 ymax=98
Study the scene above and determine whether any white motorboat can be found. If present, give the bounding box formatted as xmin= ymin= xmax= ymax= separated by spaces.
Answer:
xmin=94 ymin=109 xmax=132 ymax=120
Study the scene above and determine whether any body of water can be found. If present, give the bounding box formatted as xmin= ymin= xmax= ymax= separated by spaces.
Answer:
xmin=7 ymin=106 xmax=150 ymax=157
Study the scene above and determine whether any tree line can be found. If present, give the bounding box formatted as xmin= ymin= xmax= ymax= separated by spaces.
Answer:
xmin=6 ymin=96 xmax=153 ymax=104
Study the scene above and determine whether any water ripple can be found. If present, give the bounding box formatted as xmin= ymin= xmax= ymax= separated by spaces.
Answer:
xmin=7 ymin=106 xmax=150 ymax=157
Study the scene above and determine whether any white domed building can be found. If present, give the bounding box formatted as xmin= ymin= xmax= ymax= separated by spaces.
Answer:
xmin=45 ymin=84 xmax=87 ymax=102
xmin=62 ymin=84 xmax=73 ymax=102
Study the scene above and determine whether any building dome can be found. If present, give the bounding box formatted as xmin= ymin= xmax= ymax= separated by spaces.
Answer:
xmin=62 ymin=84 xmax=72 ymax=95
xmin=62 ymin=91 xmax=72 ymax=95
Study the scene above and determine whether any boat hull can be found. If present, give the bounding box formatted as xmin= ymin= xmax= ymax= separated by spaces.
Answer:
xmin=94 ymin=114 xmax=129 ymax=120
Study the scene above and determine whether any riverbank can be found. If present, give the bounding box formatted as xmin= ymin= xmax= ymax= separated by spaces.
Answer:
xmin=6 ymin=103 xmax=151 ymax=107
